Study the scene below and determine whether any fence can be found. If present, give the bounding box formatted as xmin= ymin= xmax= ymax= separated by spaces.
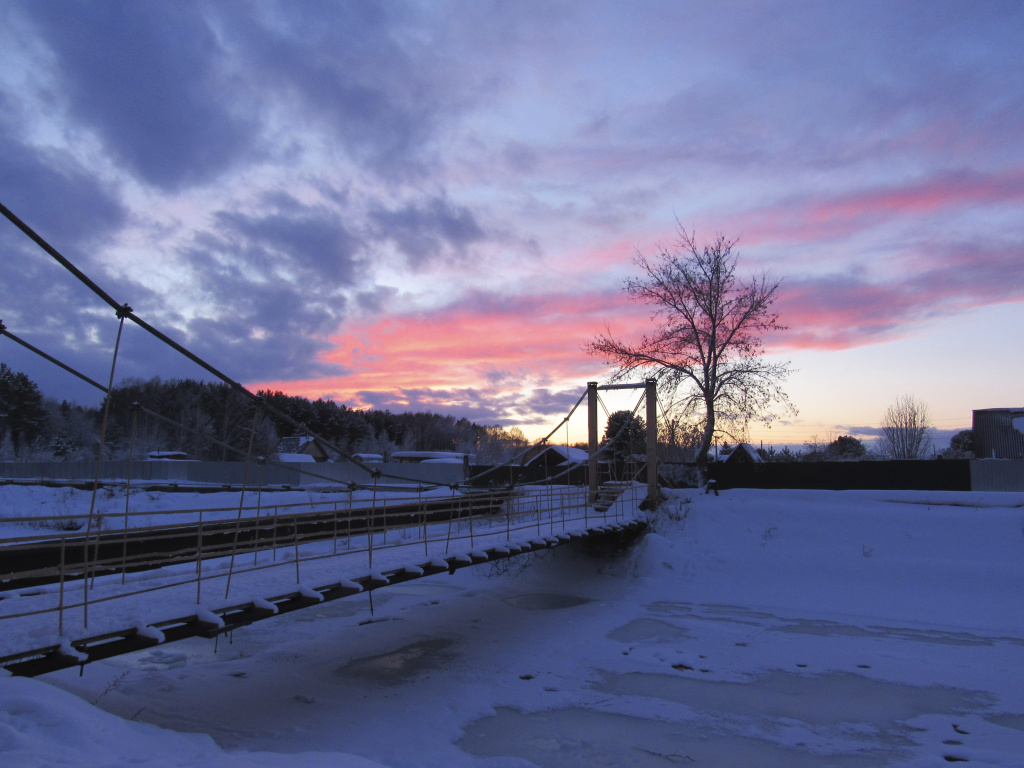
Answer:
xmin=709 ymin=459 xmax=972 ymax=491
xmin=708 ymin=459 xmax=1024 ymax=492
xmin=0 ymin=459 xmax=657 ymax=492
xmin=0 ymin=459 xmax=466 ymax=488
xmin=970 ymin=460 xmax=1024 ymax=492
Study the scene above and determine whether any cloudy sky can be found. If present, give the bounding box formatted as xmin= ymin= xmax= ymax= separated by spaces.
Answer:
xmin=2 ymin=0 xmax=1022 ymax=446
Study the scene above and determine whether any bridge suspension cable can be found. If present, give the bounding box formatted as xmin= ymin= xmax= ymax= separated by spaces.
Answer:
xmin=3 ymin=200 xmax=655 ymax=499
xmin=1 ymin=201 xmax=658 ymax=675
xmin=1 ymin=201 xmax=456 ymax=487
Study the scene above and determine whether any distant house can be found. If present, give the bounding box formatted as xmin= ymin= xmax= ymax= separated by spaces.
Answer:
xmin=520 ymin=444 xmax=590 ymax=469
xmin=390 ymin=451 xmax=475 ymax=464
xmin=351 ymin=453 xmax=384 ymax=464
xmin=973 ymin=408 xmax=1024 ymax=459
xmin=276 ymin=453 xmax=316 ymax=463
xmin=724 ymin=443 xmax=764 ymax=464
xmin=146 ymin=450 xmax=190 ymax=461
xmin=275 ymin=436 xmax=330 ymax=462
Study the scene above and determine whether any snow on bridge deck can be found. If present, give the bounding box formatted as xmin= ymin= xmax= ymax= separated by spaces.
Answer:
xmin=1 ymin=482 xmax=648 ymax=675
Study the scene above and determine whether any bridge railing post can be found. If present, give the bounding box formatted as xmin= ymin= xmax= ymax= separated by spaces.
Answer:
xmin=588 ymin=381 xmax=599 ymax=506
xmin=646 ymin=377 xmax=659 ymax=512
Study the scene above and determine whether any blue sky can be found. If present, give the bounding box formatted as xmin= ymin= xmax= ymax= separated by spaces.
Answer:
xmin=2 ymin=0 xmax=1022 ymax=446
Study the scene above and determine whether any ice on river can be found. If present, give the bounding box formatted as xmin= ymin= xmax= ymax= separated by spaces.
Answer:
xmin=3 ymin=487 xmax=1024 ymax=767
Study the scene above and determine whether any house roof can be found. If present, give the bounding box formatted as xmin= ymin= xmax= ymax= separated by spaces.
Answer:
xmin=275 ymin=436 xmax=330 ymax=461
xmin=522 ymin=444 xmax=589 ymax=466
xmin=277 ymin=453 xmax=316 ymax=463
xmin=391 ymin=451 xmax=475 ymax=463
xmin=725 ymin=443 xmax=764 ymax=463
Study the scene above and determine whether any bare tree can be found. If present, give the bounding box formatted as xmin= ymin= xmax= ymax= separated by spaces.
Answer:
xmin=879 ymin=394 xmax=933 ymax=459
xmin=802 ymin=434 xmax=825 ymax=462
xmin=355 ymin=429 xmax=400 ymax=462
xmin=657 ymin=389 xmax=704 ymax=463
xmin=586 ymin=225 xmax=795 ymax=486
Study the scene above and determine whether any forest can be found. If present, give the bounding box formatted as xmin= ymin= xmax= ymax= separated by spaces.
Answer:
xmin=0 ymin=364 xmax=529 ymax=464
xmin=1 ymin=364 xmax=970 ymax=467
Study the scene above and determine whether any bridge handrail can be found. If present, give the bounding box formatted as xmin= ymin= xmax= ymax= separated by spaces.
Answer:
xmin=1 ymin=485 xmax=644 ymax=633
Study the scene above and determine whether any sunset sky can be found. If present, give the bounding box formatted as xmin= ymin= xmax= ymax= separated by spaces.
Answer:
xmin=2 ymin=1 xmax=1023 ymax=448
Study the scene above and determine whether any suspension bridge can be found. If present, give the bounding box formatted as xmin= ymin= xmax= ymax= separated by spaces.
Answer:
xmin=0 ymin=201 xmax=659 ymax=677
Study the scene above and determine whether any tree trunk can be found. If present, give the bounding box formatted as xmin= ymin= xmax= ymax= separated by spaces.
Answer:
xmin=696 ymin=401 xmax=716 ymax=488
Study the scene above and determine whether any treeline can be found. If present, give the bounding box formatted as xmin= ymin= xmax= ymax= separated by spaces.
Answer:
xmin=0 ymin=367 xmax=529 ymax=464
xmin=717 ymin=431 xmax=973 ymax=463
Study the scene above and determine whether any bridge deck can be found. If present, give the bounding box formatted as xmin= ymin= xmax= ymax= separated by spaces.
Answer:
xmin=1 ymin=483 xmax=648 ymax=676
xmin=0 ymin=519 xmax=646 ymax=677
xmin=1 ymin=489 xmax=510 ymax=591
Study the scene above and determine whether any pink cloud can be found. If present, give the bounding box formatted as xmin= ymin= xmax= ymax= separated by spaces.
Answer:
xmin=250 ymin=235 xmax=1023 ymax=412
xmin=248 ymin=289 xmax=650 ymax=411
xmin=771 ymin=241 xmax=1024 ymax=351
xmin=741 ymin=167 xmax=1024 ymax=245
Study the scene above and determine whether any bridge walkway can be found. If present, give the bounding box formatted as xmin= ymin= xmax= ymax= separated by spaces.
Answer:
xmin=1 ymin=483 xmax=648 ymax=677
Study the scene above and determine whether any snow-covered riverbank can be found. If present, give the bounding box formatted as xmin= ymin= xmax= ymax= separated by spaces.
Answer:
xmin=3 ymin=488 xmax=1024 ymax=767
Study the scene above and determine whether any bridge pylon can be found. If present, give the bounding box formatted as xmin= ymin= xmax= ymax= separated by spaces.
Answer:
xmin=587 ymin=379 xmax=659 ymax=511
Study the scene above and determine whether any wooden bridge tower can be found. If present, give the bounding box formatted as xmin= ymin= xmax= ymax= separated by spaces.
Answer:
xmin=587 ymin=379 xmax=659 ymax=510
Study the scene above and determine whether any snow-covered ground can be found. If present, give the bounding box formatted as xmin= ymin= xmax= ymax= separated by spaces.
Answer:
xmin=3 ymin=488 xmax=1024 ymax=767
